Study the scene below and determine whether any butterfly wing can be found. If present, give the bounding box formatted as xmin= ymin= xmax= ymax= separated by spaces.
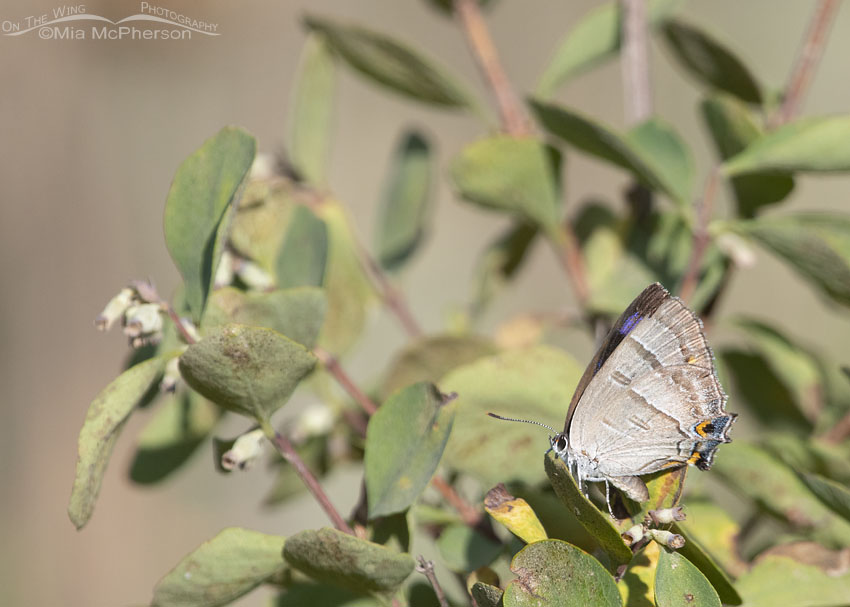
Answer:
xmin=562 ymin=283 xmax=668 ymax=434
xmin=568 ymin=285 xmax=734 ymax=479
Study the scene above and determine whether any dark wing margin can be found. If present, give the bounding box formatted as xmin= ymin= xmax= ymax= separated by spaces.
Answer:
xmin=562 ymin=282 xmax=670 ymax=433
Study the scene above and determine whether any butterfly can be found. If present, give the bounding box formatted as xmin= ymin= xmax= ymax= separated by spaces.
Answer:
xmin=491 ymin=283 xmax=736 ymax=516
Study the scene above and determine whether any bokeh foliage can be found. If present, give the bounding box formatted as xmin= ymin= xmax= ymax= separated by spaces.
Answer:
xmin=71 ymin=2 xmax=850 ymax=606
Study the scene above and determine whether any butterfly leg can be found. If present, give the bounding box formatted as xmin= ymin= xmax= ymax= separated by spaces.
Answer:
xmin=604 ymin=479 xmax=614 ymax=518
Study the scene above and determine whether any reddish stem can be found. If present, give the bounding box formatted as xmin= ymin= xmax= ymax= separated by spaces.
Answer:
xmin=679 ymin=167 xmax=721 ymax=304
xmin=313 ymin=346 xmax=378 ymax=416
xmin=266 ymin=426 xmax=354 ymax=535
xmin=454 ymin=0 xmax=530 ymax=136
xmin=773 ymin=0 xmax=840 ymax=127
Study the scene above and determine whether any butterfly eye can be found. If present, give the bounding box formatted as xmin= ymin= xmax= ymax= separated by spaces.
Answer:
xmin=555 ymin=436 xmax=567 ymax=452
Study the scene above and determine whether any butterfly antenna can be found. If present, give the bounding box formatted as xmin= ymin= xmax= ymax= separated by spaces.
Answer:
xmin=487 ymin=412 xmax=557 ymax=433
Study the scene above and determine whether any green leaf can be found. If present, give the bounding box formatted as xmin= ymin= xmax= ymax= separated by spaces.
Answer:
xmin=375 ymin=130 xmax=434 ymax=272
xmin=662 ymin=20 xmax=761 ymax=103
xmin=304 ymin=15 xmax=478 ymax=109
xmin=203 ymin=286 xmax=327 ymax=349
xmin=470 ymin=221 xmax=538 ymax=318
xmin=530 ymin=100 xmax=690 ymax=206
xmin=801 ymin=473 xmax=850 ymax=522
xmin=129 ymin=390 xmax=222 ymax=484
xmin=672 ymin=524 xmax=743 ymax=605
xmin=575 ymin=203 xmax=657 ymax=315
xmin=441 ymin=345 xmax=583 ymax=487
xmin=164 ymin=127 xmax=257 ymax=320
xmin=451 ymin=135 xmax=563 ymax=235
xmin=275 ymin=205 xmax=328 ymax=289
xmin=229 ymin=184 xmax=296 ymax=271
xmin=736 ymin=552 xmax=850 ymax=607
xmin=471 ymin=582 xmax=504 ymax=607
xmin=316 ymin=201 xmax=378 ymax=353
xmin=283 ymin=527 xmax=415 ymax=596
xmin=68 ymin=356 xmax=165 ymax=529
xmin=700 ymin=94 xmax=793 ymax=217
xmin=380 ymin=334 xmax=497 ymax=401
xmin=365 ymin=383 xmax=458 ymax=518
xmin=618 ymin=540 xmax=660 ymax=607
xmin=676 ymin=499 xmax=747 ymax=578
xmin=536 ymin=0 xmax=684 ymax=97
xmin=287 ymin=34 xmax=336 ymax=185
xmin=719 ymin=348 xmax=812 ymax=433
xmin=437 ymin=524 xmax=502 ymax=572
xmin=734 ymin=213 xmax=850 ymax=307
xmin=368 ymin=511 xmax=410 ymax=554
xmin=731 ymin=318 xmax=823 ymax=423
xmin=503 ymin=540 xmax=622 ymax=606
xmin=655 ymin=548 xmax=721 ymax=607
xmin=724 ymin=115 xmax=850 ymax=176
xmin=625 ymin=118 xmax=695 ymax=205
xmin=151 ymin=527 xmax=286 ymax=607
xmin=544 ymin=455 xmax=633 ymax=573
xmin=179 ymin=324 xmax=316 ymax=424
xmin=761 ymin=433 xmax=850 ymax=487
xmin=711 ymin=441 xmax=850 ymax=547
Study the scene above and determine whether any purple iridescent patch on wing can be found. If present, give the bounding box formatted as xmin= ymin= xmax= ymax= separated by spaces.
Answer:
xmin=619 ymin=312 xmax=641 ymax=335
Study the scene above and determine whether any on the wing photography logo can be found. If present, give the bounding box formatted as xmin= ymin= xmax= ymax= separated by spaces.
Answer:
xmin=2 ymin=3 xmax=219 ymax=40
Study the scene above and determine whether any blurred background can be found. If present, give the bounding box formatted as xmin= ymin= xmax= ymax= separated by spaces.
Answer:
xmin=2 ymin=1 xmax=850 ymax=605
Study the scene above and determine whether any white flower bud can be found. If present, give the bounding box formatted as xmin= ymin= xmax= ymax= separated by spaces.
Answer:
xmin=221 ymin=428 xmax=265 ymax=471
xmin=95 ymin=288 xmax=136 ymax=331
xmin=621 ymin=524 xmax=645 ymax=547
xmin=214 ymin=250 xmax=235 ymax=288
xmin=649 ymin=506 xmax=686 ymax=525
xmin=160 ymin=357 xmax=181 ymax=393
xmin=235 ymin=259 xmax=274 ymax=291
xmin=648 ymin=529 xmax=686 ymax=549
xmin=292 ymin=403 xmax=335 ymax=441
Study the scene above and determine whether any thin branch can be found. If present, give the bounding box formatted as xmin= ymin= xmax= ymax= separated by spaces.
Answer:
xmin=772 ymin=0 xmax=840 ymax=127
xmin=620 ymin=0 xmax=653 ymax=124
xmin=822 ymin=409 xmax=850 ymax=445
xmin=313 ymin=346 xmax=378 ymax=416
xmin=454 ymin=0 xmax=530 ymax=136
xmin=554 ymin=223 xmax=591 ymax=308
xmin=679 ymin=167 xmax=721 ymax=304
xmin=415 ymin=556 xmax=450 ymax=607
xmin=262 ymin=422 xmax=354 ymax=535
xmin=353 ymin=239 xmax=423 ymax=338
xmin=164 ymin=305 xmax=197 ymax=345
xmin=431 ymin=475 xmax=483 ymax=527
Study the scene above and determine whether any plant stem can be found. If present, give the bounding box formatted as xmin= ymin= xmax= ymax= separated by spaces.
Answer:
xmin=165 ymin=305 xmax=196 ymax=345
xmin=679 ymin=166 xmax=721 ymax=304
xmin=260 ymin=420 xmax=354 ymax=535
xmin=772 ymin=0 xmax=840 ymax=127
xmin=454 ymin=0 xmax=530 ymax=136
xmin=620 ymin=0 xmax=652 ymax=124
xmin=353 ymin=239 xmax=423 ymax=338
xmin=553 ymin=224 xmax=590 ymax=308
xmin=430 ymin=475 xmax=483 ymax=527
xmin=822 ymin=409 xmax=850 ymax=445
xmin=415 ymin=556 xmax=450 ymax=607
xmin=313 ymin=346 xmax=378 ymax=416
